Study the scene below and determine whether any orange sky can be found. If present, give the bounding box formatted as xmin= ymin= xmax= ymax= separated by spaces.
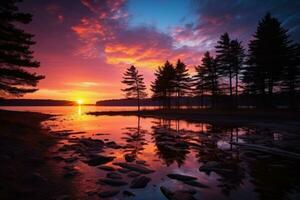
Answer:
xmin=18 ymin=0 xmax=300 ymax=103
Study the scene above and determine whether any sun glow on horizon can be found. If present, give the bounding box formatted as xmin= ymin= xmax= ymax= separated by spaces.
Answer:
xmin=76 ymin=99 xmax=83 ymax=105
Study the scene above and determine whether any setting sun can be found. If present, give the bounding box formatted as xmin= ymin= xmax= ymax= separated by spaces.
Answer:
xmin=76 ymin=99 xmax=83 ymax=105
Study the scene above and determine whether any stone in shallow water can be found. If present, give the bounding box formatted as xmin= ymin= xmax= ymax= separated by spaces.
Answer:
xmin=127 ymin=171 xmax=140 ymax=178
xmin=123 ymin=190 xmax=135 ymax=197
xmin=130 ymin=176 xmax=151 ymax=188
xmin=98 ymin=189 xmax=120 ymax=198
xmin=85 ymin=155 xmax=115 ymax=166
xmin=160 ymin=186 xmax=197 ymax=200
xmin=118 ymin=168 xmax=131 ymax=174
xmin=106 ymin=172 xmax=122 ymax=179
xmin=98 ymin=178 xmax=128 ymax=186
xmin=113 ymin=162 xmax=155 ymax=174
xmin=167 ymin=174 xmax=197 ymax=181
xmin=98 ymin=165 xmax=116 ymax=171
xmin=182 ymin=180 xmax=209 ymax=188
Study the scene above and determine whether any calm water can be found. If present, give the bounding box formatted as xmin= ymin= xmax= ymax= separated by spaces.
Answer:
xmin=2 ymin=106 xmax=300 ymax=200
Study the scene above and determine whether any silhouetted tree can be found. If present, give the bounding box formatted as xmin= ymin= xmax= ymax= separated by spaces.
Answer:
xmin=200 ymin=52 xmax=219 ymax=108
xmin=216 ymin=33 xmax=234 ymax=107
xmin=230 ymin=39 xmax=245 ymax=108
xmin=244 ymin=13 xmax=292 ymax=108
xmin=0 ymin=0 xmax=44 ymax=96
xmin=151 ymin=61 xmax=176 ymax=109
xmin=121 ymin=65 xmax=147 ymax=111
xmin=174 ymin=59 xmax=190 ymax=109
xmin=193 ymin=65 xmax=206 ymax=107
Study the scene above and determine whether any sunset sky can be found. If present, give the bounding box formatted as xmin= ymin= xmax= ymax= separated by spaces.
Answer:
xmin=20 ymin=0 xmax=300 ymax=103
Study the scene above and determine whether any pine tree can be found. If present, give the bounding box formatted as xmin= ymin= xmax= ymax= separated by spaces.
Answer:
xmin=193 ymin=65 xmax=206 ymax=108
xmin=174 ymin=59 xmax=190 ymax=109
xmin=230 ymin=39 xmax=245 ymax=108
xmin=121 ymin=65 xmax=147 ymax=111
xmin=199 ymin=52 xmax=219 ymax=108
xmin=151 ymin=61 xmax=176 ymax=109
xmin=215 ymin=32 xmax=233 ymax=106
xmin=0 ymin=0 xmax=44 ymax=96
xmin=245 ymin=13 xmax=292 ymax=108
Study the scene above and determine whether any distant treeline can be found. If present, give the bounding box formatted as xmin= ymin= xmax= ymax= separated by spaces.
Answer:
xmin=121 ymin=13 xmax=300 ymax=110
xmin=0 ymin=99 xmax=76 ymax=106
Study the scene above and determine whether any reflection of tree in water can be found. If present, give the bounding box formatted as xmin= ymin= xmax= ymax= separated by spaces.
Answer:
xmin=121 ymin=116 xmax=147 ymax=161
xmin=241 ymin=129 xmax=300 ymax=200
xmin=196 ymin=124 xmax=246 ymax=196
xmin=151 ymin=119 xmax=190 ymax=167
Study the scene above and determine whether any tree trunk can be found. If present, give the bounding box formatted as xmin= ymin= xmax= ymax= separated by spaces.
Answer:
xmin=229 ymin=69 xmax=233 ymax=108
xmin=137 ymin=94 xmax=140 ymax=112
xmin=235 ymin=73 xmax=238 ymax=109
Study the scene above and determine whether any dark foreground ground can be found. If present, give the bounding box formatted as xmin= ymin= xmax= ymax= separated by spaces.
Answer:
xmin=88 ymin=109 xmax=300 ymax=133
xmin=0 ymin=110 xmax=71 ymax=200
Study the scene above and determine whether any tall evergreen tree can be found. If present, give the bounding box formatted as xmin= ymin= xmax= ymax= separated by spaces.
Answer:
xmin=199 ymin=52 xmax=219 ymax=108
xmin=230 ymin=39 xmax=245 ymax=108
xmin=0 ymin=0 xmax=44 ymax=96
xmin=121 ymin=65 xmax=147 ymax=111
xmin=215 ymin=32 xmax=233 ymax=106
xmin=151 ymin=61 xmax=176 ymax=109
xmin=193 ymin=65 xmax=206 ymax=107
xmin=245 ymin=13 xmax=292 ymax=107
xmin=174 ymin=59 xmax=190 ymax=109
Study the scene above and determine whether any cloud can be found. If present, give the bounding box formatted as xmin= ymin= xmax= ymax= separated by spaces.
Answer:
xmin=172 ymin=0 xmax=300 ymax=50
xmin=71 ymin=0 xmax=203 ymax=68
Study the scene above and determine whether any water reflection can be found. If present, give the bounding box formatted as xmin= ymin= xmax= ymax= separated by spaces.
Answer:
xmin=77 ymin=105 xmax=82 ymax=116
xmin=40 ymin=108 xmax=300 ymax=200
xmin=121 ymin=116 xmax=147 ymax=162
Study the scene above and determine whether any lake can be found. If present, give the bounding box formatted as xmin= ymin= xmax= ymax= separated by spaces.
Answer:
xmin=1 ymin=106 xmax=300 ymax=200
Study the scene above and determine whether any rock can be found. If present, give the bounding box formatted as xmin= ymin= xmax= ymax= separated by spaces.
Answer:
xmin=113 ymin=162 xmax=155 ymax=174
xmin=118 ymin=168 xmax=131 ymax=173
xmin=160 ymin=186 xmax=173 ymax=199
xmin=182 ymin=180 xmax=209 ymax=188
xmin=167 ymin=174 xmax=197 ymax=181
xmin=123 ymin=190 xmax=135 ymax=197
xmin=85 ymin=155 xmax=115 ymax=166
xmin=160 ymin=186 xmax=197 ymax=200
xmin=125 ymin=154 xmax=135 ymax=162
xmin=130 ymin=176 xmax=151 ymax=188
xmin=98 ymin=165 xmax=116 ymax=171
xmin=127 ymin=172 xmax=140 ymax=178
xmin=98 ymin=178 xmax=127 ymax=186
xmin=98 ymin=189 xmax=120 ymax=198
xmin=106 ymin=172 xmax=122 ymax=179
